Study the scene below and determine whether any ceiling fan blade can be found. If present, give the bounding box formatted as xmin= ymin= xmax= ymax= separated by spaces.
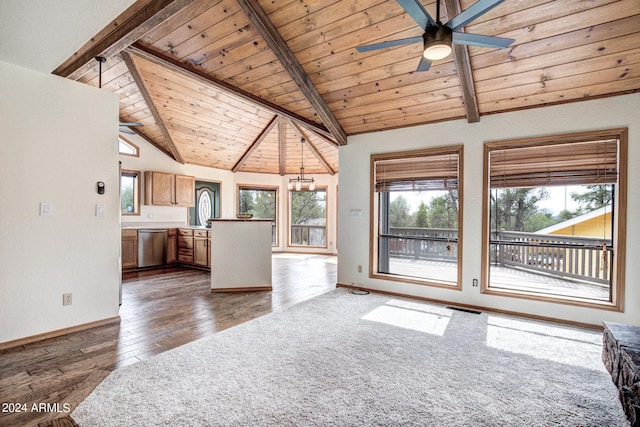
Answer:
xmin=416 ymin=56 xmax=432 ymax=72
xmin=396 ymin=0 xmax=436 ymax=30
xmin=445 ymin=0 xmax=506 ymax=31
xmin=119 ymin=127 xmax=136 ymax=135
xmin=452 ymin=32 xmax=514 ymax=49
xmin=356 ymin=36 xmax=423 ymax=53
xmin=119 ymin=122 xmax=144 ymax=127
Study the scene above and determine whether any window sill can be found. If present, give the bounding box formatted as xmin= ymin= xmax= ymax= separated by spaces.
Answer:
xmin=371 ymin=272 xmax=461 ymax=291
xmin=481 ymin=286 xmax=622 ymax=311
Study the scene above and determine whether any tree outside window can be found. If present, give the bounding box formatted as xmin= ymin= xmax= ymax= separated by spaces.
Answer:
xmin=290 ymin=189 xmax=326 ymax=247
xmin=238 ymin=187 xmax=278 ymax=245
xmin=120 ymin=170 xmax=139 ymax=215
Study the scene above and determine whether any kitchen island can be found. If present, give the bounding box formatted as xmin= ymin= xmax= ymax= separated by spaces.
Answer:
xmin=209 ymin=219 xmax=272 ymax=292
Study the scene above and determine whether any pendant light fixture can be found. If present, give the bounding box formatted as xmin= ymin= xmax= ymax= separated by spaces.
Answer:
xmin=95 ymin=56 xmax=106 ymax=88
xmin=288 ymin=138 xmax=315 ymax=191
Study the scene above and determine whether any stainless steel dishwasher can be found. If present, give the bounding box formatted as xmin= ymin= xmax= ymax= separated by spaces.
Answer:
xmin=138 ymin=229 xmax=167 ymax=268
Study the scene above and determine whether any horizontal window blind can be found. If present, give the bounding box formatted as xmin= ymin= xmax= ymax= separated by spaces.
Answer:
xmin=489 ymin=139 xmax=618 ymax=188
xmin=375 ymin=152 xmax=459 ymax=192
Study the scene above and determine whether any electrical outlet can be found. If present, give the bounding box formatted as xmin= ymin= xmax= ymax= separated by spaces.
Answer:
xmin=357 ymin=264 xmax=362 ymax=273
xmin=63 ymin=293 xmax=72 ymax=306
xmin=472 ymin=279 xmax=479 ymax=287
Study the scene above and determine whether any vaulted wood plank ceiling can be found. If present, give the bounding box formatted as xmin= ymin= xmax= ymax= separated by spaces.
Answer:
xmin=55 ymin=0 xmax=640 ymax=175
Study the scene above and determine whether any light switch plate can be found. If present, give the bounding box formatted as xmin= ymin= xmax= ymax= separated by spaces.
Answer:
xmin=95 ymin=204 xmax=105 ymax=217
xmin=40 ymin=202 xmax=52 ymax=216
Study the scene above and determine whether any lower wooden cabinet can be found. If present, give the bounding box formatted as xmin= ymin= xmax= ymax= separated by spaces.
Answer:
xmin=194 ymin=230 xmax=211 ymax=267
xmin=121 ymin=229 xmax=138 ymax=269
xmin=166 ymin=228 xmax=177 ymax=264
xmin=121 ymin=227 xmax=210 ymax=271
xmin=178 ymin=228 xmax=194 ymax=264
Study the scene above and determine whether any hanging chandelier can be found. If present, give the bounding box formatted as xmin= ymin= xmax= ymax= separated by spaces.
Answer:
xmin=288 ymin=137 xmax=315 ymax=191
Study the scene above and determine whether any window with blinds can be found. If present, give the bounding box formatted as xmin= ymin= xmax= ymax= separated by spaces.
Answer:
xmin=371 ymin=146 xmax=463 ymax=289
xmin=482 ymin=129 xmax=627 ymax=310
xmin=488 ymin=139 xmax=618 ymax=188
xmin=374 ymin=150 xmax=460 ymax=192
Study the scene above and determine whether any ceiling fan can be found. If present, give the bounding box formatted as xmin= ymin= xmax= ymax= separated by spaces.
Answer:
xmin=95 ymin=56 xmax=144 ymax=134
xmin=118 ymin=122 xmax=144 ymax=134
xmin=356 ymin=0 xmax=515 ymax=71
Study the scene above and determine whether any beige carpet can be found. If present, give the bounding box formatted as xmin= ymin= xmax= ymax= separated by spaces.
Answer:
xmin=72 ymin=289 xmax=628 ymax=426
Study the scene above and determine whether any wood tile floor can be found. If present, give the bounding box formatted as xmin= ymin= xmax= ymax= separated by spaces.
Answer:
xmin=0 ymin=254 xmax=337 ymax=427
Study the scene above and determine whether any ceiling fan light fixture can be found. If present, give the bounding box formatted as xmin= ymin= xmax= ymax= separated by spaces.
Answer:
xmin=422 ymin=25 xmax=453 ymax=61
xmin=423 ymin=42 xmax=451 ymax=60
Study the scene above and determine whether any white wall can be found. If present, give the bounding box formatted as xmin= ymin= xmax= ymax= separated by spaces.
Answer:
xmin=338 ymin=93 xmax=640 ymax=327
xmin=0 ymin=60 xmax=121 ymax=343
xmin=0 ymin=0 xmax=136 ymax=73
xmin=119 ymin=134 xmax=339 ymax=254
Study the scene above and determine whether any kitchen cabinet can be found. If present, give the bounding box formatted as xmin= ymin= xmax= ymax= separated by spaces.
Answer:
xmin=121 ymin=227 xmax=210 ymax=271
xmin=177 ymin=228 xmax=194 ymax=264
xmin=121 ymin=229 xmax=138 ymax=269
xmin=144 ymin=171 xmax=195 ymax=207
xmin=174 ymin=175 xmax=195 ymax=206
xmin=166 ymin=228 xmax=177 ymax=264
xmin=194 ymin=229 xmax=210 ymax=267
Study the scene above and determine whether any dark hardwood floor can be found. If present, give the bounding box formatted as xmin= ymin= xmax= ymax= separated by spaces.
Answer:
xmin=0 ymin=254 xmax=337 ymax=427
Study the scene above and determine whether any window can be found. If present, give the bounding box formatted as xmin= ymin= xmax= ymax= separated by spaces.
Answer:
xmin=118 ymin=137 xmax=139 ymax=157
xmin=290 ymin=189 xmax=326 ymax=247
xmin=482 ymin=129 xmax=627 ymax=310
xmin=371 ymin=146 xmax=463 ymax=288
xmin=238 ymin=186 xmax=278 ymax=245
xmin=121 ymin=170 xmax=140 ymax=215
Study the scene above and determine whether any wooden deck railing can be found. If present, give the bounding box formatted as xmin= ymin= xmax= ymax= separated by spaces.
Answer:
xmin=384 ymin=227 xmax=458 ymax=262
xmin=384 ymin=227 xmax=612 ymax=286
xmin=291 ymin=224 xmax=326 ymax=246
xmin=490 ymin=230 xmax=612 ymax=285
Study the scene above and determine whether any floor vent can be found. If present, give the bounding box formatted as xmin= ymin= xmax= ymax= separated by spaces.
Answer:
xmin=446 ymin=306 xmax=481 ymax=315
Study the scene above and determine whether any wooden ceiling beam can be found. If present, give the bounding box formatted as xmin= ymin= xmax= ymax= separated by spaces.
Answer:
xmin=120 ymin=51 xmax=184 ymax=164
xmin=443 ymin=0 xmax=480 ymax=123
xmin=53 ymin=0 xmax=195 ymax=79
xmin=287 ymin=119 xmax=336 ymax=175
xmin=232 ymin=115 xmax=279 ymax=172
xmin=307 ymin=130 xmax=340 ymax=149
xmin=235 ymin=0 xmax=348 ymax=146
xmin=128 ymin=43 xmax=334 ymax=140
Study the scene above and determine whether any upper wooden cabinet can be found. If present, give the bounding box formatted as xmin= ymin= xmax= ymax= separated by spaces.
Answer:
xmin=174 ymin=175 xmax=195 ymax=206
xmin=144 ymin=171 xmax=194 ymax=207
